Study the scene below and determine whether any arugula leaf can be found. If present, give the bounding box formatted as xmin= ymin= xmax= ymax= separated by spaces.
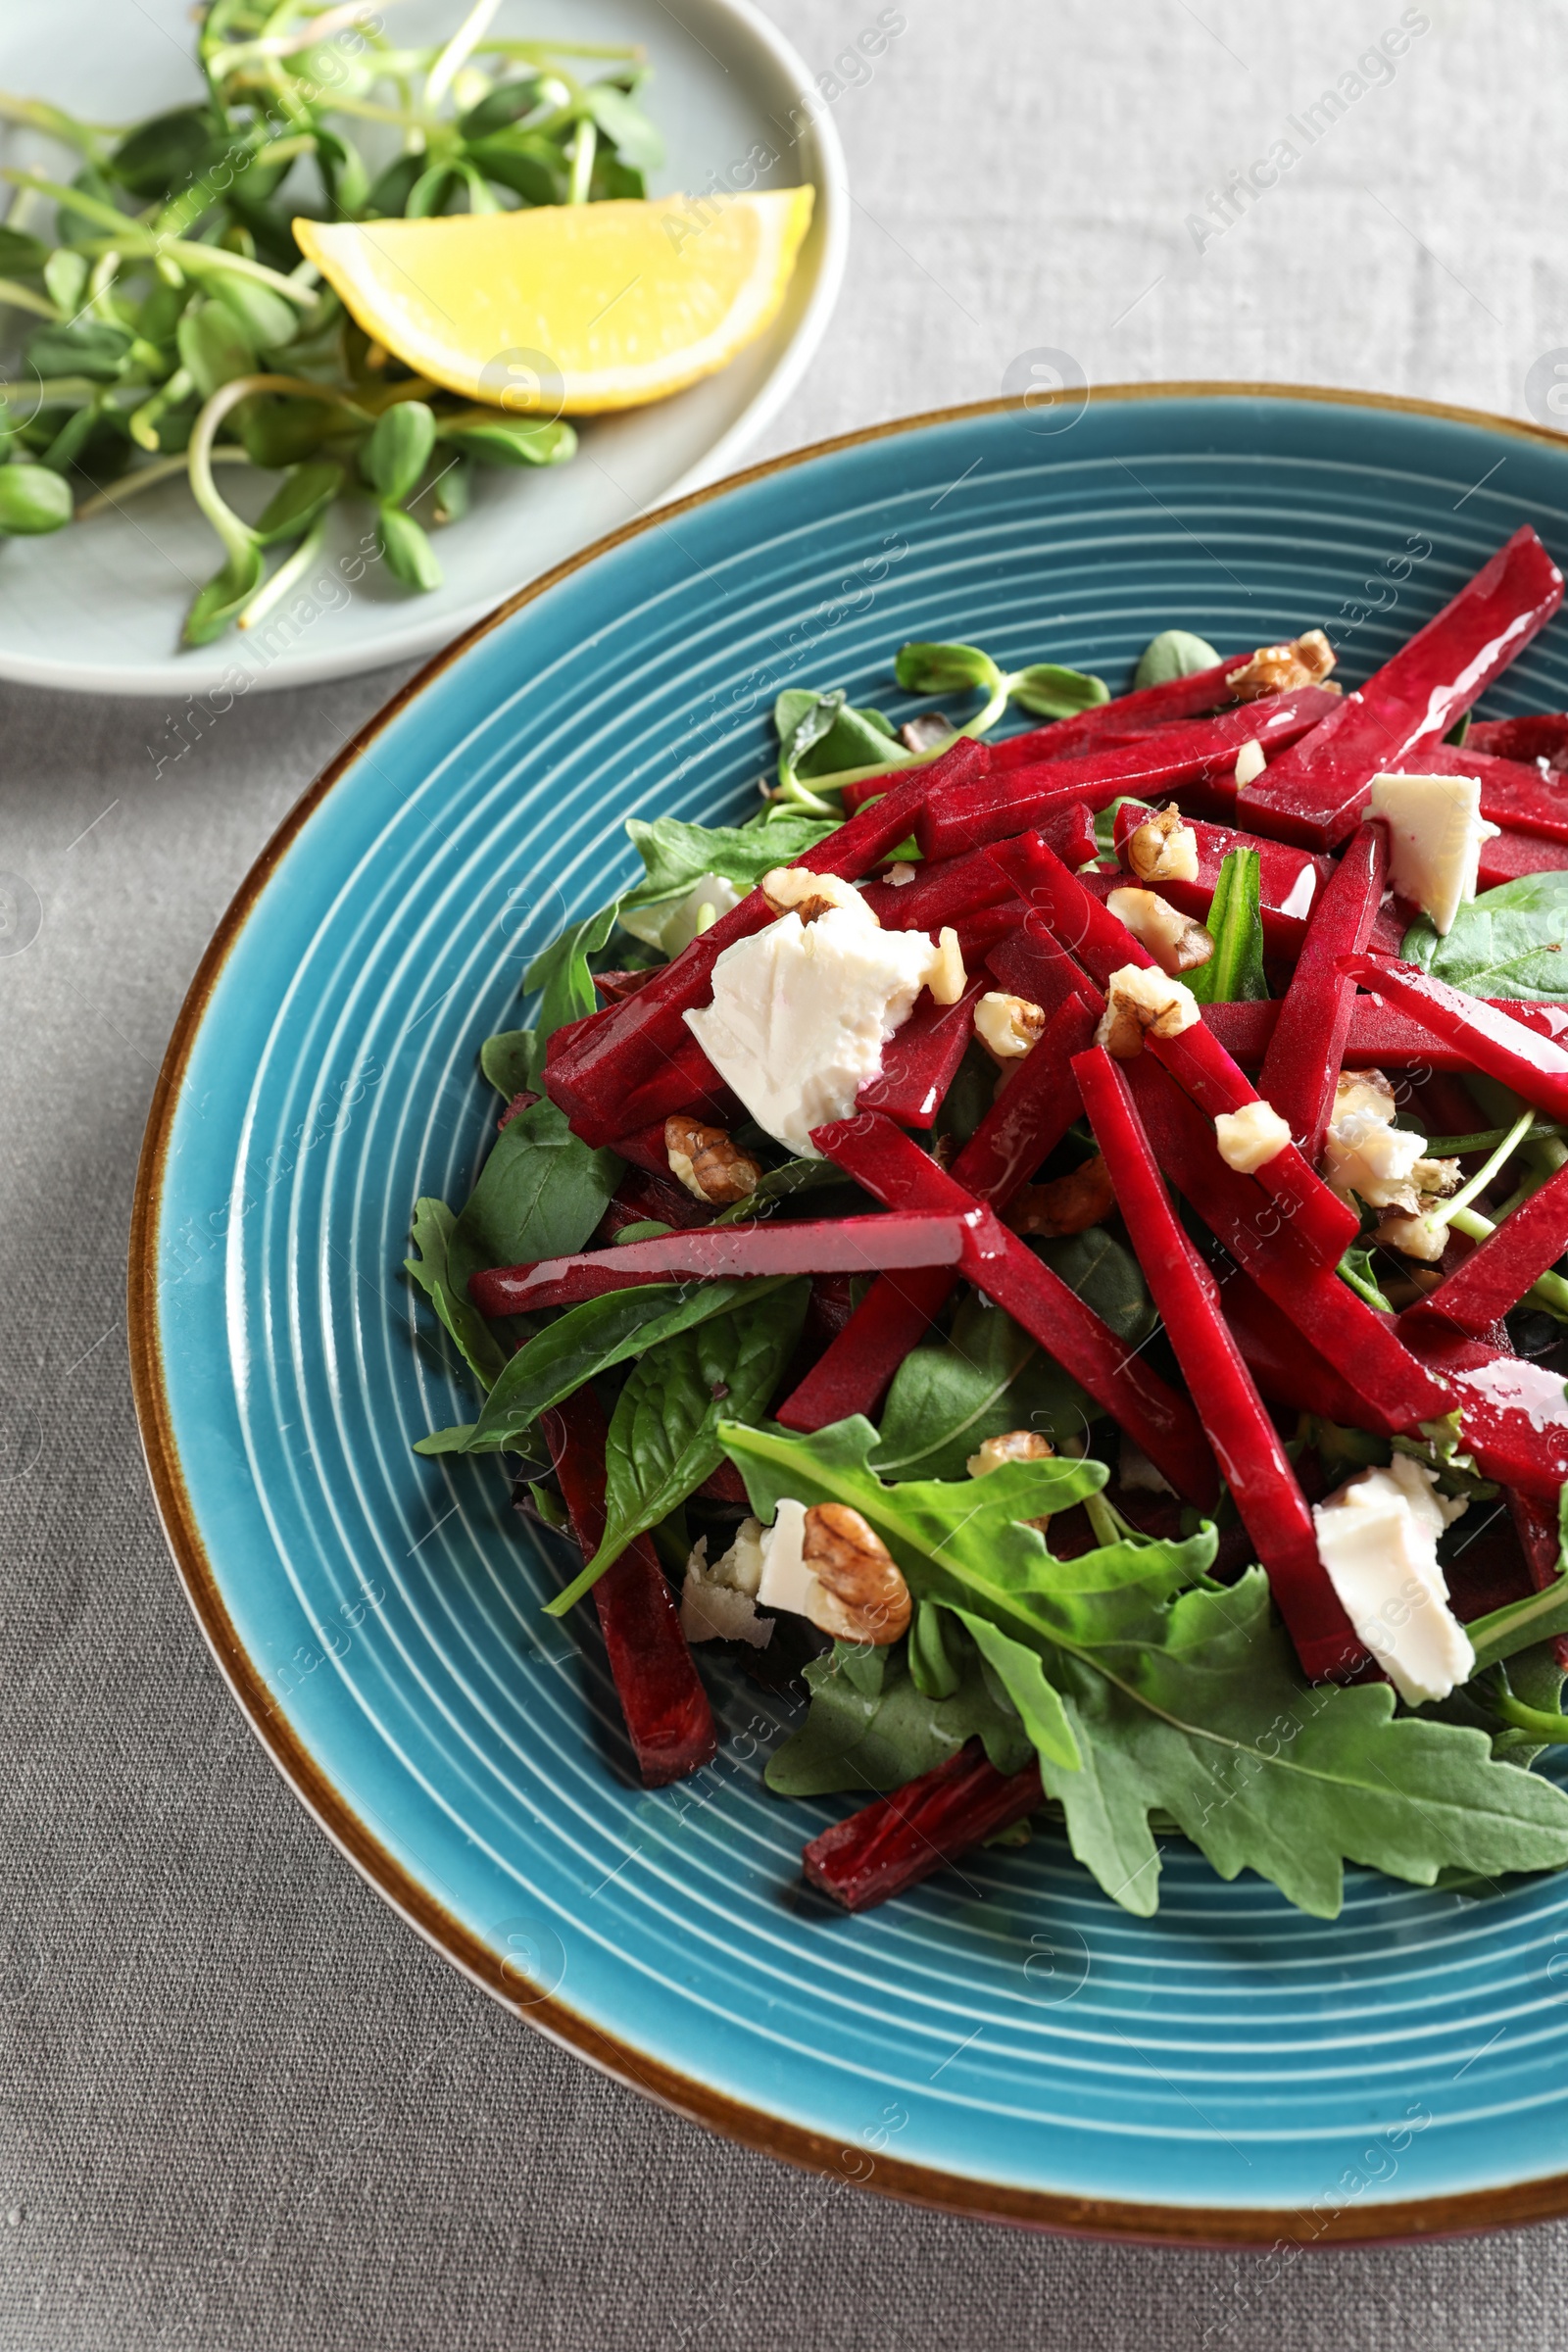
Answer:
xmin=1133 ymin=628 xmax=1220 ymax=690
xmin=405 ymin=1199 xmax=508 ymax=1390
xmin=453 ymin=1275 xmax=798 ymax=1453
xmin=547 ymin=1280 xmax=810 ymax=1611
xmin=872 ymin=1237 xmax=1154 ymax=1482
xmin=479 ymin=1029 xmax=535 ymax=1098
xmin=1337 ymin=1244 xmax=1395 ymax=1314
xmin=1188 ymin=847 xmax=1267 ymax=1004
xmin=1403 ymin=872 xmax=1568 ymax=1002
xmin=953 ymin=1607 xmax=1080 ymax=1769
xmin=765 ymin=1622 xmax=1034 ymax=1796
xmin=721 ymin=1419 xmax=1568 ymax=1915
xmin=445 ymin=1097 xmax=620 ymax=1303
xmin=622 ymin=811 xmax=837 ymax=907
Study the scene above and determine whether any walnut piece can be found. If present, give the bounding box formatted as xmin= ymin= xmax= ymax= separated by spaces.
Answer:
xmin=899 ymin=712 xmax=957 ymax=754
xmin=1373 ymin=1207 xmax=1448 ymax=1263
xmin=664 ymin=1114 xmax=763 ymax=1204
xmin=760 ymin=865 xmax=875 ymax=926
xmin=1093 ymin=964 xmax=1200 ymax=1059
xmin=1106 ymin=885 xmax=1214 ymax=977
xmin=802 ymin=1503 xmax=911 ymax=1646
xmin=967 ymin=1429 xmax=1055 ymax=1477
xmin=1005 ymin=1152 xmax=1116 ymax=1238
xmin=974 ymin=990 xmax=1047 ymax=1063
xmin=1225 ymin=628 xmax=1337 ymax=702
xmin=1125 ymin=803 xmax=1200 ymax=885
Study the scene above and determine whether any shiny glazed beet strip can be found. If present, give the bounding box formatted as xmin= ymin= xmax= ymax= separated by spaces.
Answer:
xmin=861 ymin=806 xmax=1095 ymax=930
xmin=1339 ymin=954 xmax=1568 ymax=1121
xmin=989 ymin=839 xmax=1357 ymax=1265
xmin=986 ymin=646 xmax=1283 ymax=767
xmin=1256 ymin=818 xmax=1389 ymax=1159
xmin=1399 ymin=1157 xmax=1568 ymax=1338
xmin=1236 ymin=527 xmax=1565 ymax=849
xmin=1221 ymin=1272 xmax=1385 ymax=1427
xmin=542 ymin=1391 xmax=717 ymax=1786
xmin=1506 ymin=1490 xmax=1568 ymax=1671
xmin=775 ymin=997 xmax=1097 ymax=1431
xmin=1202 ymin=994 xmax=1568 ymax=1072
xmin=1395 ymin=743 xmax=1568 ymax=846
xmin=544 ymin=739 xmax=989 ymax=1143
xmin=471 ymin=1210 xmax=975 ymax=1315
xmin=856 ymin=975 xmax=991 ymax=1126
xmin=803 ymin=1740 xmax=1043 ymax=1911
xmin=1075 ymin=1046 xmax=1360 ymax=1678
xmin=1110 ymin=800 xmax=1333 ymax=955
xmin=915 ymin=692 xmax=1334 ymax=863
xmin=1478 ymin=824 xmax=1568 ymax=889
xmin=810 ymin=1111 xmax=1218 ymax=1506
xmin=1121 ymin=1054 xmax=1450 ymax=1435
xmin=1468 ymin=712 xmax=1568 ymax=770
xmin=1392 ymin=1318 xmax=1568 ymax=1499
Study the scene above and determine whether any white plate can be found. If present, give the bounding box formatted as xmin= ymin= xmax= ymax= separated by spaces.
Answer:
xmin=0 ymin=0 xmax=846 ymax=696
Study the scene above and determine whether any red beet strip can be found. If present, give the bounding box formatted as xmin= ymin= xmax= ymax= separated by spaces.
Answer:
xmin=1399 ymin=1158 xmax=1568 ymax=1339
xmin=1202 ymin=994 xmax=1568 ymax=1073
xmin=1256 ymin=817 xmax=1389 ymax=1159
xmin=471 ymin=1209 xmax=977 ymax=1316
xmin=989 ymin=835 xmax=1357 ymax=1266
xmin=916 ymin=691 xmax=1336 ymax=863
xmin=1469 ymin=712 xmax=1568 ymax=770
xmin=857 ymin=975 xmax=992 ymax=1127
xmin=1222 ymin=1271 xmax=1385 ymax=1427
xmin=1506 ymin=1490 xmax=1568 ymax=1671
xmin=1479 ymin=825 xmax=1568 ymax=889
xmin=1075 ymin=1045 xmax=1360 ymax=1678
xmin=1392 ymin=1317 xmax=1568 ymax=1499
xmin=1339 ymin=954 xmax=1568 ymax=1122
xmin=1395 ymin=743 xmax=1568 ymax=847
xmin=810 ymin=1110 xmax=1218 ymax=1507
xmin=987 ymin=643 xmax=1302 ymax=767
xmin=776 ymin=995 xmax=1098 ymax=1431
xmin=542 ymin=1390 xmax=717 ymax=1786
xmin=543 ymin=737 xmax=990 ymax=1143
xmin=1110 ymin=800 xmax=1333 ymax=956
xmin=803 ymin=1740 xmax=1043 ymax=1911
xmin=1235 ymin=527 xmax=1565 ymax=850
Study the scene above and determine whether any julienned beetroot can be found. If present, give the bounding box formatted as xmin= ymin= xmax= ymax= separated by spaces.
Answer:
xmin=508 ymin=527 xmax=1568 ymax=1898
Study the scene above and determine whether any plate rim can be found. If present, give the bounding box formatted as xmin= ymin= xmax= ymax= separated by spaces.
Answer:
xmin=0 ymin=0 xmax=850 ymax=699
xmin=128 ymin=379 xmax=1568 ymax=2246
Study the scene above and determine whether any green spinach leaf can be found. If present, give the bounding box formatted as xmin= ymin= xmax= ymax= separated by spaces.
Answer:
xmin=522 ymin=902 xmax=620 ymax=1082
xmin=547 ymin=1279 xmax=810 ymax=1610
xmin=765 ymin=1621 xmax=1033 ymax=1796
xmin=405 ymin=1198 xmax=508 ymax=1390
xmin=479 ymin=1029 xmax=536 ymax=1099
xmin=445 ymin=1096 xmax=620 ymax=1302
xmin=1403 ymin=872 xmax=1568 ymax=1002
xmin=1133 ymin=627 xmax=1220 ymax=690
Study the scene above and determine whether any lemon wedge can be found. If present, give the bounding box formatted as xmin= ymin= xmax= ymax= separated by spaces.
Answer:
xmin=293 ymin=189 xmax=814 ymax=416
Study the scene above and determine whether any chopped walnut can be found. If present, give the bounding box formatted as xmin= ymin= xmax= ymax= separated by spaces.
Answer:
xmin=925 ymin=925 xmax=967 ymax=1005
xmin=966 ymin=1428 xmax=1055 ymax=1527
xmin=1373 ymin=1207 xmax=1448 ymax=1263
xmin=760 ymin=865 xmax=874 ymax=925
xmin=1225 ymin=628 xmax=1337 ymax=701
xmin=1125 ymin=803 xmax=1200 ymax=885
xmin=1106 ymin=885 xmax=1214 ymax=977
xmin=1005 ymin=1152 xmax=1116 ymax=1238
xmin=1093 ymin=964 xmax=1200 ymax=1059
xmin=899 ymin=712 xmax=957 ymax=754
xmin=801 ymin=1503 xmax=911 ymax=1646
xmin=1412 ymin=1156 xmax=1461 ymax=1199
xmin=975 ymin=990 xmax=1047 ymax=1063
xmin=664 ymin=1114 xmax=763 ymax=1204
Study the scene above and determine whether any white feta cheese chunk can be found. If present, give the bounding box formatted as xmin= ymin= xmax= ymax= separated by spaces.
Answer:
xmin=1312 ymin=1453 xmax=1473 ymax=1706
xmin=619 ymin=871 xmax=743 ymax=956
xmin=1232 ymin=737 xmax=1267 ymax=787
xmin=680 ymin=1533 xmax=773 ymax=1647
xmin=754 ymin=1498 xmax=824 ymax=1619
xmin=1367 ymin=772 xmax=1500 ymax=938
xmin=686 ymin=906 xmax=945 ymax=1155
xmin=1214 ymin=1099 xmax=1293 ymax=1172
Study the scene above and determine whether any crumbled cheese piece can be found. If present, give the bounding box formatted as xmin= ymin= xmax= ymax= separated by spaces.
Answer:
xmin=1094 ymin=963 xmax=1200 ymax=1058
xmin=974 ymin=991 xmax=1045 ymax=1061
xmin=1451 ymin=1357 xmax=1568 ymax=1434
xmin=1367 ymin=772 xmax=1500 ymax=938
xmin=680 ymin=1531 xmax=773 ymax=1647
xmin=620 ymin=871 xmax=744 ymax=957
xmin=687 ymin=906 xmax=946 ymax=1155
xmin=1279 ymin=865 xmax=1318 ymax=922
xmin=1214 ymin=1099 xmax=1293 ymax=1173
xmin=887 ymin=861 xmax=918 ymax=887
xmin=1232 ymin=737 xmax=1266 ymax=788
xmin=754 ymin=1498 xmax=823 ymax=1619
xmin=1106 ymin=886 xmax=1213 ymax=976
xmin=1125 ymin=804 xmax=1200 ymax=884
xmin=1322 ymin=1069 xmax=1428 ymax=1210
xmin=1311 ymin=1454 xmax=1473 ymax=1705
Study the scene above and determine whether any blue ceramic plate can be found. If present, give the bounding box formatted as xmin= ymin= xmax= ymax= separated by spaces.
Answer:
xmin=131 ymin=387 xmax=1568 ymax=2243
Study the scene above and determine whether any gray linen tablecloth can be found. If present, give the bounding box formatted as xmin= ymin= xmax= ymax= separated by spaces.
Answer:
xmin=5 ymin=1 xmax=1567 ymax=2342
